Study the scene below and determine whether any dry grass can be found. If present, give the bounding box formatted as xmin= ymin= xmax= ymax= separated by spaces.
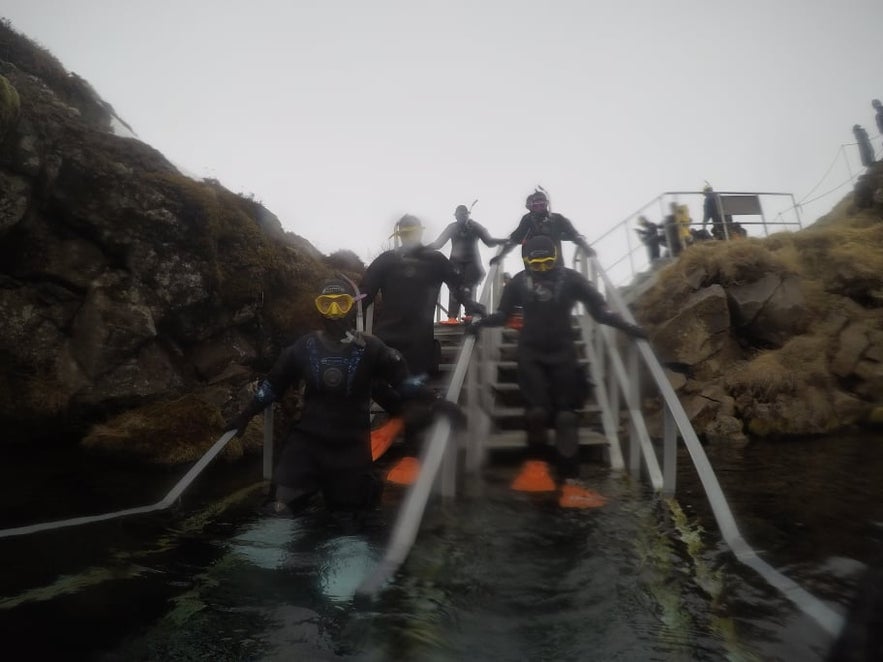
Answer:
xmin=725 ymin=335 xmax=831 ymax=400
xmin=638 ymin=239 xmax=798 ymax=324
xmin=639 ymin=196 xmax=883 ymax=327
xmin=725 ymin=353 xmax=797 ymax=400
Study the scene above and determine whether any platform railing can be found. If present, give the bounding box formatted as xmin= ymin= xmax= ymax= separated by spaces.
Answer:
xmin=593 ymin=190 xmax=802 ymax=288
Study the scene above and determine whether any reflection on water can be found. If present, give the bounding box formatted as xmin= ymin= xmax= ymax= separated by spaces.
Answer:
xmin=231 ymin=517 xmax=304 ymax=571
xmin=1 ymin=434 xmax=881 ymax=660
xmin=317 ymin=536 xmax=377 ymax=604
xmin=230 ymin=516 xmax=380 ymax=605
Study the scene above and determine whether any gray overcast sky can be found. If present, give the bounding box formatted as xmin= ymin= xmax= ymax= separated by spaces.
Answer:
xmin=3 ymin=0 xmax=882 ymax=271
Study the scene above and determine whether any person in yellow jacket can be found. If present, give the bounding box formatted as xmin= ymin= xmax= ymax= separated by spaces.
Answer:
xmin=674 ymin=204 xmax=693 ymax=249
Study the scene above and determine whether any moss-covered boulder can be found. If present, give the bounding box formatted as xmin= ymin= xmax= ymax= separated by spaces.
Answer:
xmin=0 ymin=73 xmax=20 ymax=137
xmin=82 ymin=393 xmax=262 ymax=464
xmin=0 ymin=21 xmax=339 ymax=460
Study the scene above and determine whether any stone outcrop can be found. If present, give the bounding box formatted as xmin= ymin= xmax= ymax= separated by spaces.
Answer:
xmin=651 ymin=285 xmax=731 ymax=366
xmin=727 ymin=273 xmax=808 ymax=346
xmin=0 ymin=22 xmax=338 ymax=460
xmin=637 ymin=163 xmax=883 ymax=441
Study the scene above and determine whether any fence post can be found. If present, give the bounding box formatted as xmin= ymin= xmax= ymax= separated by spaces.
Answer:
xmin=790 ymin=194 xmax=803 ymax=229
xmin=626 ymin=341 xmax=641 ymax=474
xmin=440 ymin=432 xmax=457 ymax=498
xmin=841 ymin=144 xmax=854 ymax=182
xmin=663 ymin=404 xmax=677 ymax=495
xmin=759 ymin=200 xmax=769 ymax=237
xmin=263 ymin=406 xmax=274 ymax=481
xmin=465 ymin=357 xmax=482 ymax=473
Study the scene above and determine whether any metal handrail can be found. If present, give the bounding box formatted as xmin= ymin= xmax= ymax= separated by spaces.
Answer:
xmin=576 ymin=249 xmax=844 ymax=638
xmin=356 ymin=259 xmax=502 ymax=598
xmin=0 ymin=430 xmax=241 ymax=539
xmin=590 ymin=190 xmax=803 ymax=288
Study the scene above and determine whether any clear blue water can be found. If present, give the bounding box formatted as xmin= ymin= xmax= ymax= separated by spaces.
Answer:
xmin=1 ymin=434 xmax=881 ymax=661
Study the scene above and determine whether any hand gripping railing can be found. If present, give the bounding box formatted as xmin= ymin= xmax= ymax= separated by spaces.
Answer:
xmin=575 ymin=249 xmax=845 ymax=638
xmin=0 ymin=429 xmax=243 ymax=540
xmin=356 ymin=260 xmax=502 ymax=598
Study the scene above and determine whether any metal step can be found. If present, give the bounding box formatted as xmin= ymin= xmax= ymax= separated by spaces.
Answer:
xmin=434 ymin=325 xmax=467 ymax=338
xmin=498 ymin=338 xmax=586 ymax=349
xmin=489 ymin=381 xmax=520 ymax=392
xmin=494 ymin=358 xmax=590 ymax=370
xmin=485 ymin=428 xmax=608 ymax=449
xmin=489 ymin=404 xmax=602 ymax=418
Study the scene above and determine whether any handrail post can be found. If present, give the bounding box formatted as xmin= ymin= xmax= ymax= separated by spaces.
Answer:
xmin=606 ymin=350 xmax=619 ymax=428
xmin=663 ymin=404 xmax=677 ymax=495
xmin=790 ymin=193 xmax=803 ymax=229
xmin=465 ymin=354 xmax=482 ymax=473
xmin=262 ymin=406 xmax=274 ymax=481
xmin=625 ymin=340 xmax=640 ymax=474
xmin=759 ymin=199 xmax=769 ymax=238
xmin=440 ymin=430 xmax=457 ymax=498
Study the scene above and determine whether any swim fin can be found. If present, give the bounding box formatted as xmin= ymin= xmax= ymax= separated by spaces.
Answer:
xmin=386 ymin=456 xmax=421 ymax=485
xmin=510 ymin=460 xmax=556 ymax=492
xmin=558 ymin=480 xmax=607 ymax=509
xmin=371 ymin=417 xmax=404 ymax=461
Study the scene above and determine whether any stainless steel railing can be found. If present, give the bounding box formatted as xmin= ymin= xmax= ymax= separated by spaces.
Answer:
xmin=592 ymin=190 xmax=803 ymax=288
xmin=356 ymin=258 xmax=503 ymax=597
xmin=574 ymin=249 xmax=844 ymax=637
xmin=0 ymin=429 xmax=245 ymax=539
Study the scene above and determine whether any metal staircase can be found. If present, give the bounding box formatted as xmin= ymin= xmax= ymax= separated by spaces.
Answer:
xmin=472 ymin=324 xmax=606 ymax=451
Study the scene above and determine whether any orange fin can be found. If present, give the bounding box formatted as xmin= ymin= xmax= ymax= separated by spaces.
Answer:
xmin=386 ymin=456 xmax=420 ymax=485
xmin=371 ymin=417 xmax=404 ymax=461
xmin=510 ymin=460 xmax=556 ymax=492
xmin=558 ymin=482 xmax=607 ymax=509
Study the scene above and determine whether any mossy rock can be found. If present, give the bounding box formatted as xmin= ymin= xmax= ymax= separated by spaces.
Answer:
xmin=0 ymin=74 xmax=21 ymax=137
xmin=867 ymin=406 xmax=883 ymax=428
xmin=82 ymin=393 xmax=261 ymax=465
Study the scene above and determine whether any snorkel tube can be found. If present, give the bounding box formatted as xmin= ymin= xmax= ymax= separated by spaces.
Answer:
xmin=336 ymin=272 xmax=366 ymax=333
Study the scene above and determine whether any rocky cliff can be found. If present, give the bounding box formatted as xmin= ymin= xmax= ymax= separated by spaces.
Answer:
xmin=636 ymin=164 xmax=883 ymax=441
xmin=0 ymin=21 xmax=352 ymax=462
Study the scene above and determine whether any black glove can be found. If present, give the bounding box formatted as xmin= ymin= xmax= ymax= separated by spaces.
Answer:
xmin=432 ymin=398 xmax=466 ymax=430
xmin=224 ymin=412 xmax=253 ymax=437
xmin=622 ymin=323 xmax=648 ymax=340
xmin=577 ymin=241 xmax=596 ymax=258
xmin=464 ymin=319 xmax=483 ymax=337
xmin=465 ymin=301 xmax=487 ymax=317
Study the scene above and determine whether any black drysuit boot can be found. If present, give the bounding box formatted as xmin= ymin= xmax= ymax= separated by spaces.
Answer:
xmin=555 ymin=410 xmax=580 ymax=480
